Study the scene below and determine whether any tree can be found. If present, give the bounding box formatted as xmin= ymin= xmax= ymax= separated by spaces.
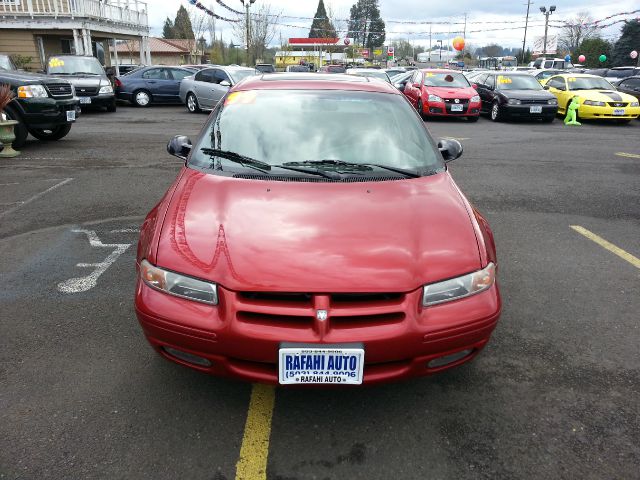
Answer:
xmin=173 ymin=5 xmax=195 ymax=39
xmin=559 ymin=12 xmax=597 ymax=55
xmin=576 ymin=37 xmax=613 ymax=68
xmin=611 ymin=19 xmax=640 ymax=67
xmin=232 ymin=3 xmax=280 ymax=65
xmin=162 ymin=17 xmax=175 ymax=39
xmin=478 ymin=44 xmax=503 ymax=57
xmin=348 ymin=0 xmax=386 ymax=49
xmin=309 ymin=0 xmax=336 ymax=39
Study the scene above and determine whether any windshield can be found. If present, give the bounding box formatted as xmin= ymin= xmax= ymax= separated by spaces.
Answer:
xmin=347 ymin=70 xmax=390 ymax=82
xmin=229 ymin=69 xmax=258 ymax=83
xmin=496 ymin=75 xmax=542 ymax=90
xmin=0 ymin=54 xmax=17 ymax=71
xmin=47 ymin=56 xmax=104 ymax=75
xmin=190 ymin=90 xmax=442 ymax=175
xmin=423 ymin=72 xmax=470 ymax=88
xmin=568 ymin=76 xmax=615 ymax=90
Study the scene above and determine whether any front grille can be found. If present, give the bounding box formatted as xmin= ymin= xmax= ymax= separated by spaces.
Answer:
xmin=233 ymin=174 xmax=406 ymax=183
xmin=443 ymin=98 xmax=465 ymax=104
xmin=75 ymin=86 xmax=98 ymax=96
xmin=233 ymin=291 xmax=408 ymax=332
xmin=607 ymin=102 xmax=628 ymax=107
xmin=445 ymin=102 xmax=468 ymax=113
xmin=520 ymin=99 xmax=548 ymax=105
xmin=45 ymin=83 xmax=73 ymax=98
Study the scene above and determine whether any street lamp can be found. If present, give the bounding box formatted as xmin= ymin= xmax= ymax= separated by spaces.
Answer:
xmin=539 ymin=5 xmax=556 ymax=56
xmin=240 ymin=0 xmax=257 ymax=66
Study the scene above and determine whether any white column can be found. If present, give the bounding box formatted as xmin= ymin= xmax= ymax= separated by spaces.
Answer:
xmin=139 ymin=36 xmax=146 ymax=65
xmin=73 ymin=29 xmax=83 ymax=55
xmin=112 ymin=38 xmax=120 ymax=76
xmin=145 ymin=37 xmax=151 ymax=65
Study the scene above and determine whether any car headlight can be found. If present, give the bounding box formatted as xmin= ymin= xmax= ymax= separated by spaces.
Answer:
xmin=583 ymin=100 xmax=605 ymax=106
xmin=507 ymin=98 xmax=521 ymax=105
xmin=422 ymin=263 xmax=495 ymax=306
xmin=470 ymin=95 xmax=480 ymax=103
xmin=428 ymin=94 xmax=442 ymax=103
xmin=17 ymin=84 xmax=48 ymax=98
xmin=140 ymin=259 xmax=218 ymax=305
xmin=99 ymin=85 xmax=114 ymax=94
xmin=548 ymin=98 xmax=558 ymax=105
xmin=631 ymin=101 xmax=639 ymax=107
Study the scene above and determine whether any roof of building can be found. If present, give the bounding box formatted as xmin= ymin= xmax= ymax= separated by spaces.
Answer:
xmin=115 ymin=38 xmax=193 ymax=54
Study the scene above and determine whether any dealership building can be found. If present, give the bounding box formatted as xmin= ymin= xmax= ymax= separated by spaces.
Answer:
xmin=275 ymin=37 xmax=360 ymax=68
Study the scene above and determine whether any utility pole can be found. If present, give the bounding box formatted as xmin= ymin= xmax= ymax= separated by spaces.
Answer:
xmin=428 ymin=23 xmax=432 ymax=62
xmin=241 ymin=0 xmax=256 ymax=66
xmin=540 ymin=5 xmax=556 ymax=56
xmin=522 ymin=0 xmax=532 ymax=64
xmin=462 ymin=12 xmax=467 ymax=60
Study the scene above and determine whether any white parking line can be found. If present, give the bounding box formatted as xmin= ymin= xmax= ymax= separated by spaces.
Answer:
xmin=57 ymin=229 xmax=132 ymax=293
xmin=110 ymin=228 xmax=140 ymax=233
xmin=0 ymin=178 xmax=73 ymax=219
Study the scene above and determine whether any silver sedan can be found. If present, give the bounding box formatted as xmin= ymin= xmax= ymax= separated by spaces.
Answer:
xmin=179 ymin=66 xmax=259 ymax=113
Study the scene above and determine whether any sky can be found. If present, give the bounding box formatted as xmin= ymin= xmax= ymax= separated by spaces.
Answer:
xmin=146 ymin=0 xmax=638 ymax=50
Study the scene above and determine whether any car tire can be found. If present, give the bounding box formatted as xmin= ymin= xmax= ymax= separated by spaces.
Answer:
xmin=467 ymin=115 xmax=479 ymax=122
xmin=616 ymin=119 xmax=631 ymax=125
xmin=186 ymin=93 xmax=201 ymax=113
xmin=417 ymin=98 xmax=425 ymax=119
xmin=2 ymin=104 xmax=29 ymax=149
xmin=28 ymin=123 xmax=72 ymax=142
xmin=542 ymin=116 xmax=555 ymax=123
xmin=133 ymin=89 xmax=152 ymax=107
xmin=106 ymin=99 xmax=117 ymax=112
xmin=490 ymin=101 xmax=502 ymax=122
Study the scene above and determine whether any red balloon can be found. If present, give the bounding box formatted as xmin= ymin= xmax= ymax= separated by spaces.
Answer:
xmin=452 ymin=37 xmax=465 ymax=52
xmin=578 ymin=54 xmax=586 ymax=63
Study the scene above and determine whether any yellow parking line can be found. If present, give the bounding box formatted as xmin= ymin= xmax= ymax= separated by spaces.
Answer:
xmin=571 ymin=226 xmax=640 ymax=269
xmin=235 ymin=384 xmax=276 ymax=480
xmin=615 ymin=152 xmax=640 ymax=159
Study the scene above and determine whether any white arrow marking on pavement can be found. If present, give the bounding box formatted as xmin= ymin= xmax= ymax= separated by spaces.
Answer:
xmin=57 ymin=229 xmax=131 ymax=293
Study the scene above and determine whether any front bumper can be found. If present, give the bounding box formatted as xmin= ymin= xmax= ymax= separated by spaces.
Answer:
xmin=503 ymin=104 xmax=558 ymax=118
xmin=135 ymin=280 xmax=502 ymax=385
xmin=17 ymin=97 xmax=80 ymax=129
xmin=424 ymin=101 xmax=481 ymax=117
xmin=577 ymin=104 xmax=640 ymax=120
xmin=77 ymin=93 xmax=115 ymax=107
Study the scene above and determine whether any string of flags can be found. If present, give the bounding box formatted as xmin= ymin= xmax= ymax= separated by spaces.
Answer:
xmin=187 ymin=0 xmax=241 ymax=22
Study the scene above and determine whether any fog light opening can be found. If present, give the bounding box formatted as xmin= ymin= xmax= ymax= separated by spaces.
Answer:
xmin=163 ymin=346 xmax=212 ymax=367
xmin=427 ymin=349 xmax=473 ymax=369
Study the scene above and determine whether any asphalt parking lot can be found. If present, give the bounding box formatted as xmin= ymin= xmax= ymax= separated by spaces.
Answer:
xmin=1 ymin=105 xmax=639 ymax=480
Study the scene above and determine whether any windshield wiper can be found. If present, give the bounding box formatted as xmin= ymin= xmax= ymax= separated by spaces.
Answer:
xmin=283 ymin=160 xmax=422 ymax=178
xmin=71 ymin=72 xmax=100 ymax=75
xmin=200 ymin=148 xmax=272 ymax=173
xmin=273 ymin=164 xmax=342 ymax=180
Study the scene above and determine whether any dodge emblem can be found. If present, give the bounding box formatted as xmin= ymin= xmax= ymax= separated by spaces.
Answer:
xmin=316 ymin=309 xmax=328 ymax=321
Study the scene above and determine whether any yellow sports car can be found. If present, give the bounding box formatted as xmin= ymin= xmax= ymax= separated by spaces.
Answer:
xmin=544 ymin=73 xmax=640 ymax=122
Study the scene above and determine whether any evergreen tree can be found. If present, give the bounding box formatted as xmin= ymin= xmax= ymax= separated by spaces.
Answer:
xmin=348 ymin=0 xmax=386 ymax=49
xmin=576 ymin=37 xmax=613 ymax=68
xmin=309 ymin=0 xmax=336 ymax=39
xmin=611 ymin=19 xmax=640 ymax=67
xmin=173 ymin=6 xmax=195 ymax=40
xmin=162 ymin=17 xmax=175 ymax=39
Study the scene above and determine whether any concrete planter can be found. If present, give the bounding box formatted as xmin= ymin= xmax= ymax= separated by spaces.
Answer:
xmin=0 ymin=119 xmax=20 ymax=158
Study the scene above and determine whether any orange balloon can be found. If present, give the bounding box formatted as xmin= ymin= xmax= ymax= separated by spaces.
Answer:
xmin=453 ymin=37 xmax=465 ymax=51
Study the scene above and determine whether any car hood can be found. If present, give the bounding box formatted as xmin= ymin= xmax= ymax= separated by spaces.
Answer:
xmin=155 ymin=168 xmax=482 ymax=292
xmin=61 ymin=76 xmax=106 ymax=88
xmin=0 ymin=69 xmax=69 ymax=86
xmin=425 ymin=86 xmax=477 ymax=99
xmin=499 ymin=89 xmax=554 ymax=100
xmin=572 ymin=89 xmax=637 ymax=103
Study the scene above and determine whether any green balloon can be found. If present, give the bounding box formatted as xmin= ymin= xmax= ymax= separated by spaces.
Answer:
xmin=599 ymin=54 xmax=607 ymax=62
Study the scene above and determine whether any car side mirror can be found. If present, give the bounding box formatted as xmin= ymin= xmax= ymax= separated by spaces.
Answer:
xmin=543 ymin=85 xmax=550 ymax=90
xmin=437 ymin=139 xmax=463 ymax=163
xmin=412 ymin=83 xmax=421 ymax=88
xmin=167 ymin=135 xmax=192 ymax=160
xmin=220 ymin=80 xmax=231 ymax=87
xmin=471 ymin=83 xmax=478 ymax=90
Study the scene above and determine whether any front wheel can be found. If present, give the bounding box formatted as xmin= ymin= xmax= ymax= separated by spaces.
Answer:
xmin=28 ymin=124 xmax=72 ymax=141
xmin=616 ymin=119 xmax=631 ymax=125
xmin=417 ymin=98 xmax=425 ymax=119
xmin=186 ymin=93 xmax=201 ymax=113
xmin=2 ymin=104 xmax=28 ymax=149
xmin=542 ymin=116 xmax=555 ymax=123
xmin=106 ymin=99 xmax=117 ymax=112
xmin=490 ymin=101 xmax=502 ymax=122
xmin=467 ymin=115 xmax=479 ymax=123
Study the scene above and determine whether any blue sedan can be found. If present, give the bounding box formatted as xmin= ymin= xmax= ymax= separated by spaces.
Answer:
xmin=115 ymin=66 xmax=195 ymax=107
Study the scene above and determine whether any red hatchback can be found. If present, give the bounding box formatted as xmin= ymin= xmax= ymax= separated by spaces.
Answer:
xmin=403 ymin=69 xmax=481 ymax=121
xmin=135 ymin=74 xmax=501 ymax=386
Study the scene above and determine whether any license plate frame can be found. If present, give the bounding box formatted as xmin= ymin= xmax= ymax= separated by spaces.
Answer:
xmin=278 ymin=343 xmax=365 ymax=385
xmin=613 ymin=109 xmax=625 ymax=116
xmin=451 ymin=104 xmax=464 ymax=112
xmin=530 ymin=105 xmax=543 ymax=114
xmin=66 ymin=110 xmax=76 ymax=122
xmin=79 ymin=97 xmax=92 ymax=104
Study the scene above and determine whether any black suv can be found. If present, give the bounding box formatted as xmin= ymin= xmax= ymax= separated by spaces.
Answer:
xmin=0 ymin=53 xmax=79 ymax=148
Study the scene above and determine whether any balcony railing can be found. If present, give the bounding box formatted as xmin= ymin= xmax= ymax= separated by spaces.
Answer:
xmin=0 ymin=0 xmax=148 ymax=28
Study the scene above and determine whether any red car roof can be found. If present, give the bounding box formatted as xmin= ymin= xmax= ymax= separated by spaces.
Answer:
xmin=234 ymin=73 xmax=401 ymax=94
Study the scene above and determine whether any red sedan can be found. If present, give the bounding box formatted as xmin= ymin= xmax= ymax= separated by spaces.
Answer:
xmin=403 ymin=69 xmax=481 ymax=121
xmin=135 ymin=74 xmax=501 ymax=385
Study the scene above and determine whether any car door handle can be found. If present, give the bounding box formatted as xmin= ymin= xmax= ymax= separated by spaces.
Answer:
xmin=147 ymin=80 xmax=157 ymax=84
